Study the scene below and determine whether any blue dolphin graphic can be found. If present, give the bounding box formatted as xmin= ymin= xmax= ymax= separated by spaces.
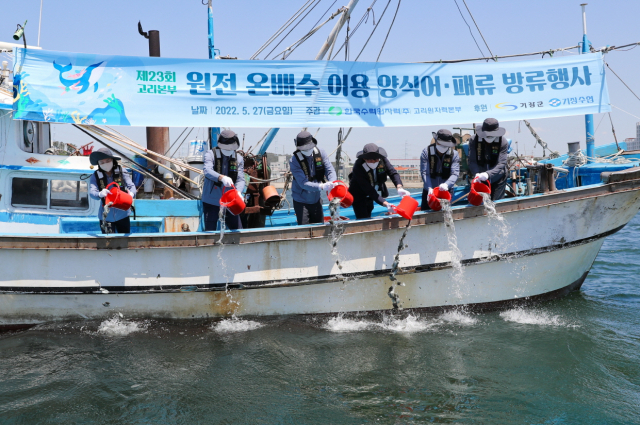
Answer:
xmin=53 ymin=60 xmax=106 ymax=94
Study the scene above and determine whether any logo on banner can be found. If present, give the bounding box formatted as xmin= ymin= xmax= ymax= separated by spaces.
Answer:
xmin=495 ymin=103 xmax=517 ymax=111
xmin=549 ymin=98 xmax=562 ymax=107
xmin=328 ymin=106 xmax=343 ymax=116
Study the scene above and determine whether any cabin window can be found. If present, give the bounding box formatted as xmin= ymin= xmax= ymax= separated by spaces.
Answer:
xmin=11 ymin=178 xmax=48 ymax=208
xmin=50 ymin=180 xmax=89 ymax=210
xmin=10 ymin=177 xmax=90 ymax=211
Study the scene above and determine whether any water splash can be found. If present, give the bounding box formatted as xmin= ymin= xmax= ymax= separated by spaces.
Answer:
xmin=387 ymin=222 xmax=412 ymax=311
xmin=500 ymin=307 xmax=570 ymax=327
xmin=97 ymin=314 xmax=145 ymax=336
xmin=215 ymin=206 xmax=240 ymax=318
xmin=440 ymin=200 xmax=464 ymax=284
xmin=217 ymin=205 xmax=227 ymax=244
xmin=328 ymin=198 xmax=345 ymax=273
xmin=480 ymin=192 xmax=510 ymax=249
xmin=324 ymin=315 xmax=371 ymax=332
xmin=324 ymin=314 xmax=437 ymax=333
xmin=213 ymin=318 xmax=264 ymax=333
xmin=440 ymin=309 xmax=478 ymax=325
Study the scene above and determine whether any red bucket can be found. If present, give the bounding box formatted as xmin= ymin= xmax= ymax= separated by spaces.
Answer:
xmin=220 ymin=185 xmax=246 ymax=215
xmin=427 ymin=187 xmax=451 ymax=212
xmin=393 ymin=195 xmax=419 ymax=220
xmin=105 ymin=182 xmax=133 ymax=210
xmin=328 ymin=180 xmax=354 ymax=208
xmin=468 ymin=178 xmax=491 ymax=206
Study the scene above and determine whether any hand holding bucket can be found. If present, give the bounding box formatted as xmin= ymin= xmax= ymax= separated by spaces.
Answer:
xmin=105 ymin=182 xmax=133 ymax=210
xmin=327 ymin=180 xmax=354 ymax=208
xmin=427 ymin=187 xmax=451 ymax=212
xmin=468 ymin=178 xmax=491 ymax=206
xmin=390 ymin=195 xmax=419 ymax=220
xmin=220 ymin=185 xmax=246 ymax=215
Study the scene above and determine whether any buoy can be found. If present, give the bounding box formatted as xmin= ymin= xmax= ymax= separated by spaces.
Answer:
xmin=393 ymin=195 xmax=419 ymax=220
xmin=468 ymin=178 xmax=491 ymax=206
xmin=328 ymin=180 xmax=354 ymax=208
xmin=427 ymin=187 xmax=451 ymax=211
xmin=220 ymin=185 xmax=246 ymax=215
xmin=105 ymin=182 xmax=133 ymax=210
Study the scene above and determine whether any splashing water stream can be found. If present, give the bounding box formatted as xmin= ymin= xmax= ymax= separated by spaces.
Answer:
xmin=215 ymin=206 xmax=240 ymax=319
xmin=328 ymin=199 xmax=345 ymax=273
xmin=387 ymin=221 xmax=412 ymax=311
xmin=440 ymin=200 xmax=464 ymax=286
xmin=480 ymin=192 xmax=510 ymax=249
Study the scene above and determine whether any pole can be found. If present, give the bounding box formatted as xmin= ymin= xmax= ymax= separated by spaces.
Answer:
xmin=139 ymin=22 xmax=170 ymax=165
xmin=581 ymin=3 xmax=595 ymax=162
xmin=208 ymin=0 xmax=221 ymax=148
xmin=315 ymin=0 xmax=360 ymax=60
xmin=38 ymin=0 xmax=42 ymax=47
xmin=260 ymin=0 xmax=360 ymax=155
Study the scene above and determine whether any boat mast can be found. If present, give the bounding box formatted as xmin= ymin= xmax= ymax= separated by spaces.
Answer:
xmin=258 ymin=0 xmax=360 ymax=155
xmin=208 ymin=0 xmax=221 ymax=148
xmin=37 ymin=0 xmax=42 ymax=47
xmin=581 ymin=3 xmax=594 ymax=162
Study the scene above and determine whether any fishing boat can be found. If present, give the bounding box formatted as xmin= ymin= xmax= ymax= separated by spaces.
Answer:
xmin=1 ymin=3 xmax=639 ymax=329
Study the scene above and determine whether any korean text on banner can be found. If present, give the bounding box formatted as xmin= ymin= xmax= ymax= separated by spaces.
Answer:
xmin=12 ymin=48 xmax=609 ymax=127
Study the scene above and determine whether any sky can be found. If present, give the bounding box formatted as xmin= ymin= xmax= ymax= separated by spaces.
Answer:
xmin=2 ymin=0 xmax=640 ymax=160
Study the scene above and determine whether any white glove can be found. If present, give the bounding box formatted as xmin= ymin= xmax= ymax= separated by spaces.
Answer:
xmin=387 ymin=203 xmax=396 ymax=214
xmin=428 ymin=187 xmax=434 ymax=196
xmin=320 ymin=182 xmax=336 ymax=191
xmin=439 ymin=183 xmax=449 ymax=192
xmin=475 ymin=172 xmax=489 ymax=182
xmin=99 ymin=189 xmax=110 ymax=198
xmin=397 ymin=188 xmax=410 ymax=197
xmin=220 ymin=176 xmax=234 ymax=187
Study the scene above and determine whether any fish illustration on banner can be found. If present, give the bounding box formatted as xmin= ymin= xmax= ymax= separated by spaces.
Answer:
xmin=53 ymin=60 xmax=106 ymax=94
xmin=13 ymin=48 xmax=610 ymax=128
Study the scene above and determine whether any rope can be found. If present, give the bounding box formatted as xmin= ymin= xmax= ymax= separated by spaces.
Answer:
xmin=331 ymin=0 xmax=379 ymax=60
xmin=611 ymin=104 xmax=640 ymax=121
xmin=272 ymin=8 xmax=345 ymax=60
xmin=453 ymin=0 xmax=486 ymax=58
xmin=250 ymin=0 xmax=317 ymax=60
xmin=563 ymin=151 xmax=588 ymax=167
xmin=354 ymin=0 xmax=393 ymax=61
xmin=414 ymin=41 xmax=640 ymax=64
xmin=416 ymin=45 xmax=580 ymax=64
xmin=328 ymin=127 xmax=353 ymax=156
xmin=605 ymin=62 xmax=640 ymax=103
xmin=461 ymin=0 xmax=495 ymax=59
xmin=376 ymin=0 xmax=401 ymax=62
xmin=265 ymin=0 xmax=324 ymax=60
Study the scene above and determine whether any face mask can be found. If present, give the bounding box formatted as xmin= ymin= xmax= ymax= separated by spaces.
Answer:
xmin=436 ymin=144 xmax=449 ymax=154
xmin=100 ymin=160 xmax=113 ymax=172
xmin=365 ymin=161 xmax=379 ymax=170
xmin=484 ymin=136 xmax=497 ymax=143
xmin=220 ymin=149 xmax=234 ymax=156
xmin=301 ymin=149 xmax=314 ymax=156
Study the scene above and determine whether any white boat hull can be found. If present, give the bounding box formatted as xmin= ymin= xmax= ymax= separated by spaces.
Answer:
xmin=1 ymin=178 xmax=639 ymax=327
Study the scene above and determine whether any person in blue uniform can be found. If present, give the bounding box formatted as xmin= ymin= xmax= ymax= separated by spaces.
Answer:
xmin=420 ymin=129 xmax=461 ymax=210
xmin=289 ymin=131 xmax=337 ymax=225
xmin=348 ymin=143 xmax=410 ymax=219
xmin=202 ymin=130 xmax=246 ymax=230
xmin=89 ymin=148 xmax=137 ymax=234
xmin=468 ymin=118 xmax=509 ymax=201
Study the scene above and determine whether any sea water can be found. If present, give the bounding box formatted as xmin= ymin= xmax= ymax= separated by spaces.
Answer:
xmin=1 ymin=213 xmax=640 ymax=423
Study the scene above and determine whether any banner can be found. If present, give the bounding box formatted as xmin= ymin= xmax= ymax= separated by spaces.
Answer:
xmin=12 ymin=48 xmax=610 ymax=127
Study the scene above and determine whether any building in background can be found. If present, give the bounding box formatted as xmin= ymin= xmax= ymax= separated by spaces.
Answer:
xmin=389 ymin=158 xmax=421 ymax=186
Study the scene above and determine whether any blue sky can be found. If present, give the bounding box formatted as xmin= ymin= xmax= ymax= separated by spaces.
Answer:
xmin=3 ymin=0 xmax=640 ymax=159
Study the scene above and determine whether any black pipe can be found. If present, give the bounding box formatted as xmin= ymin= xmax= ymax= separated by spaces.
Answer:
xmin=72 ymin=125 xmax=197 ymax=200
